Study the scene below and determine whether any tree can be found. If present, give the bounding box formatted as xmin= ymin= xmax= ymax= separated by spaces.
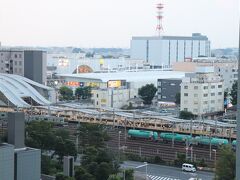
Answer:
xmin=230 ymin=81 xmax=237 ymax=105
xmin=175 ymin=92 xmax=181 ymax=105
xmin=107 ymin=175 xmax=121 ymax=180
xmin=75 ymin=167 xmax=95 ymax=180
xmin=75 ymin=86 xmax=92 ymax=100
xmin=56 ymin=174 xmax=74 ymax=180
xmin=138 ymin=84 xmax=157 ymax=105
xmin=95 ymin=162 xmax=111 ymax=180
xmin=59 ymin=86 xmax=73 ymax=101
xmin=125 ymin=169 xmax=134 ymax=180
xmin=25 ymin=121 xmax=56 ymax=151
xmin=179 ymin=111 xmax=195 ymax=120
xmin=215 ymin=145 xmax=235 ymax=180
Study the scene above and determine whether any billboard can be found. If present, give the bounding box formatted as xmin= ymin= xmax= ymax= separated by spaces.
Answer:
xmin=107 ymin=80 xmax=122 ymax=88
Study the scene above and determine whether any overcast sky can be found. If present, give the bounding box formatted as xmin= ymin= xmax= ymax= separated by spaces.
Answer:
xmin=0 ymin=0 xmax=239 ymax=48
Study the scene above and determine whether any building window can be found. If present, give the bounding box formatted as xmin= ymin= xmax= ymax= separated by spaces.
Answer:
xmin=218 ymin=85 xmax=222 ymax=88
xmin=203 ymin=94 xmax=208 ymax=97
xmin=96 ymin=94 xmax=98 ymax=98
xmin=96 ymin=101 xmax=98 ymax=105
xmin=184 ymin=100 xmax=188 ymax=104
xmin=184 ymin=108 xmax=188 ymax=111
xmin=19 ymin=61 xmax=22 ymax=66
xmin=14 ymin=61 xmax=17 ymax=66
xmin=194 ymin=109 xmax=198 ymax=113
xmin=203 ymin=86 xmax=208 ymax=90
xmin=19 ymin=54 xmax=22 ymax=58
xmin=211 ymin=93 xmax=215 ymax=96
xmin=218 ymin=92 xmax=222 ymax=95
xmin=194 ymin=101 xmax=198 ymax=105
xmin=14 ymin=68 xmax=17 ymax=73
xmin=184 ymin=86 xmax=188 ymax=89
xmin=211 ymin=100 xmax=215 ymax=104
xmin=14 ymin=54 xmax=17 ymax=58
xmin=211 ymin=107 xmax=215 ymax=111
xmin=19 ymin=68 xmax=22 ymax=73
xmin=194 ymin=94 xmax=198 ymax=97
xmin=194 ymin=86 xmax=198 ymax=90
xmin=184 ymin=93 xmax=188 ymax=97
xmin=170 ymin=83 xmax=176 ymax=86
xmin=211 ymin=85 xmax=215 ymax=89
xmin=162 ymin=96 xmax=166 ymax=99
xmin=218 ymin=99 xmax=222 ymax=103
xmin=203 ymin=101 xmax=208 ymax=104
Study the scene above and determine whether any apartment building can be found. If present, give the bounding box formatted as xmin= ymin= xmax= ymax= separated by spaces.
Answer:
xmin=173 ymin=58 xmax=238 ymax=92
xmin=180 ymin=67 xmax=224 ymax=115
xmin=0 ymin=49 xmax=46 ymax=84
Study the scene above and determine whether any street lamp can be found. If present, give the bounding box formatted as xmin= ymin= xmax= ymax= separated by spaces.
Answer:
xmin=213 ymin=149 xmax=217 ymax=179
xmin=118 ymin=131 xmax=122 ymax=161
xmin=144 ymin=162 xmax=148 ymax=180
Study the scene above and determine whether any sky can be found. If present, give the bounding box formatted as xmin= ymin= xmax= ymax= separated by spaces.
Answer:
xmin=0 ymin=0 xmax=239 ymax=48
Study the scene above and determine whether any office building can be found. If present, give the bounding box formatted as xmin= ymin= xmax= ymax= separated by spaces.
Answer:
xmin=180 ymin=67 xmax=224 ymax=115
xmin=131 ymin=33 xmax=211 ymax=66
xmin=0 ymin=49 xmax=47 ymax=84
xmin=157 ymin=78 xmax=181 ymax=103
xmin=0 ymin=143 xmax=14 ymax=180
xmin=14 ymin=147 xmax=41 ymax=180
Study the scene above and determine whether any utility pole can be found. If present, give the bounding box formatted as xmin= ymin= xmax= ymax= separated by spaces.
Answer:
xmin=172 ymin=122 xmax=175 ymax=147
xmin=236 ymin=22 xmax=240 ymax=179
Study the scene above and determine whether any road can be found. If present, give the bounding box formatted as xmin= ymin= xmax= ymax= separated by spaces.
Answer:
xmin=122 ymin=161 xmax=214 ymax=180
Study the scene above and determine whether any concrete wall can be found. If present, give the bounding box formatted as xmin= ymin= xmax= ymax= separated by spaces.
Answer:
xmin=0 ymin=143 xmax=14 ymax=180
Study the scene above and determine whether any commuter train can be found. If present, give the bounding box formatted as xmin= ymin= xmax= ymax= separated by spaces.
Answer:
xmin=128 ymin=129 xmax=234 ymax=147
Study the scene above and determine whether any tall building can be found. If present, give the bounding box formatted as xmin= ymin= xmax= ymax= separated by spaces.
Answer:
xmin=0 ymin=49 xmax=46 ymax=84
xmin=131 ymin=33 xmax=211 ymax=66
xmin=0 ymin=143 xmax=14 ymax=180
xmin=180 ymin=67 xmax=224 ymax=115
xmin=63 ymin=156 xmax=74 ymax=177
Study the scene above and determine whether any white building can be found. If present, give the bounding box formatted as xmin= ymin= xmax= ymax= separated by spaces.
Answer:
xmin=131 ymin=33 xmax=211 ymax=66
xmin=180 ymin=67 xmax=224 ymax=115
xmin=173 ymin=58 xmax=238 ymax=92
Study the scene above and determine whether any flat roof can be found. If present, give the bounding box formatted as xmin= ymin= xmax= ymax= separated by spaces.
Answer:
xmin=57 ymin=71 xmax=185 ymax=83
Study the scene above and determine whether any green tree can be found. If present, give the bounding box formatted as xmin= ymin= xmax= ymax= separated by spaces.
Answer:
xmin=215 ymin=145 xmax=235 ymax=180
xmin=41 ymin=155 xmax=58 ymax=175
xmin=59 ymin=86 xmax=73 ymax=101
xmin=95 ymin=162 xmax=111 ymax=180
xmin=25 ymin=121 xmax=56 ymax=151
xmin=75 ymin=167 xmax=95 ymax=180
xmin=138 ymin=84 xmax=157 ymax=105
xmin=175 ymin=92 xmax=181 ymax=105
xmin=125 ymin=169 xmax=134 ymax=180
xmin=78 ymin=123 xmax=109 ymax=148
xmin=56 ymin=173 xmax=74 ymax=180
xmin=107 ymin=174 xmax=121 ymax=180
xmin=75 ymin=86 xmax=92 ymax=100
xmin=179 ymin=111 xmax=195 ymax=120
xmin=230 ymin=81 xmax=237 ymax=105
xmin=54 ymin=130 xmax=77 ymax=162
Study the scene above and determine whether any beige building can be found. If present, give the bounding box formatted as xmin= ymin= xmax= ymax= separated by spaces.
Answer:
xmin=173 ymin=58 xmax=237 ymax=92
xmin=181 ymin=67 xmax=224 ymax=115
xmin=92 ymin=88 xmax=133 ymax=108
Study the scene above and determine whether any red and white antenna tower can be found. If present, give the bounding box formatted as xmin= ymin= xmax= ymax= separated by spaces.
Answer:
xmin=156 ymin=2 xmax=164 ymax=37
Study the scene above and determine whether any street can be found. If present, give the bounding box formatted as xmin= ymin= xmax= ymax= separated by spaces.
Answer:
xmin=122 ymin=161 xmax=214 ymax=180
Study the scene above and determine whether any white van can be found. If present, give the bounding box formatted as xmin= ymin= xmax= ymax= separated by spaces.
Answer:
xmin=182 ymin=163 xmax=196 ymax=172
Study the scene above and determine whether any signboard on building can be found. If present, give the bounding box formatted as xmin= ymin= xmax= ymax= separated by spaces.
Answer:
xmin=65 ymin=81 xmax=80 ymax=87
xmin=107 ymin=80 xmax=126 ymax=88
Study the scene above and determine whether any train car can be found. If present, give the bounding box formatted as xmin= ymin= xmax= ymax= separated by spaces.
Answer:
xmin=128 ymin=129 xmax=158 ymax=141
xmin=194 ymin=136 xmax=229 ymax=147
xmin=232 ymin=140 xmax=236 ymax=150
xmin=160 ymin=133 xmax=192 ymax=143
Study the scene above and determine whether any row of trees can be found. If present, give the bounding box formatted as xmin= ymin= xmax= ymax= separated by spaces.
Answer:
xmin=26 ymin=121 xmax=134 ymax=180
xmin=59 ymin=86 xmax=92 ymax=101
